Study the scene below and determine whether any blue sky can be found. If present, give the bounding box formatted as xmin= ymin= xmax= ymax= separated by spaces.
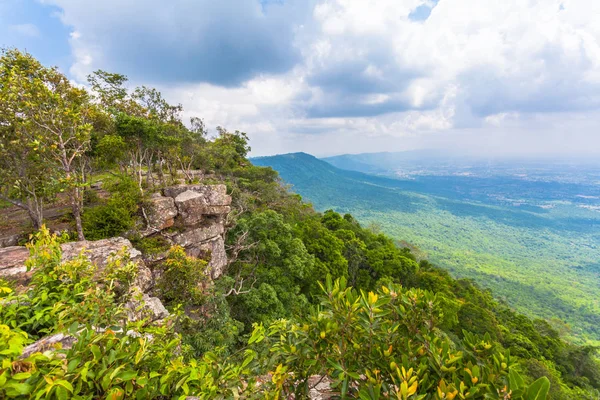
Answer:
xmin=0 ymin=0 xmax=71 ymax=69
xmin=2 ymin=0 xmax=599 ymax=156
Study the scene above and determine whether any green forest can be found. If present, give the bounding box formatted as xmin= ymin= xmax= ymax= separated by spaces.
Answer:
xmin=1 ymin=49 xmax=600 ymax=399
xmin=252 ymin=152 xmax=600 ymax=346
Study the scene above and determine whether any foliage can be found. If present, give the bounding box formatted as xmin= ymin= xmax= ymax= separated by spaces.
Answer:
xmin=226 ymin=210 xmax=314 ymax=329
xmin=252 ymin=152 xmax=600 ymax=344
xmin=0 ymin=230 xmax=262 ymax=399
xmin=0 ymin=49 xmax=62 ymax=228
xmin=0 ymin=48 xmax=94 ymax=239
xmin=82 ymin=175 xmax=142 ymax=240
xmin=256 ymin=277 xmax=550 ymax=399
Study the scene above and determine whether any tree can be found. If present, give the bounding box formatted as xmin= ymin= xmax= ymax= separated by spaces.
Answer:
xmin=87 ymin=70 xmax=131 ymax=115
xmin=0 ymin=113 xmax=55 ymax=229
xmin=0 ymin=48 xmax=93 ymax=239
xmin=0 ymin=49 xmax=55 ymax=228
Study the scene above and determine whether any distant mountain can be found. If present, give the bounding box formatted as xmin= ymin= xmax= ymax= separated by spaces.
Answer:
xmin=251 ymin=152 xmax=424 ymax=211
xmin=322 ymin=150 xmax=454 ymax=175
xmin=252 ymin=151 xmax=600 ymax=342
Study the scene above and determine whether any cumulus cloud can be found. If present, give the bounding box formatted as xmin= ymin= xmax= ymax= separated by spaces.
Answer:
xmin=44 ymin=0 xmax=312 ymax=85
xmin=30 ymin=0 xmax=600 ymax=155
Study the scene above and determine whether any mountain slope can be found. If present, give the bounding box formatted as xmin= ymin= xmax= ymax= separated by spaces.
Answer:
xmin=252 ymin=152 xmax=600 ymax=343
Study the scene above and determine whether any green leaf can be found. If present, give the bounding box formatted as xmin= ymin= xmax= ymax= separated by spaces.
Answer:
xmin=68 ymin=321 xmax=79 ymax=335
xmin=118 ymin=370 xmax=138 ymax=382
xmin=6 ymin=382 xmax=32 ymax=395
xmin=91 ymin=344 xmax=102 ymax=360
xmin=508 ymin=369 xmax=525 ymax=391
xmin=55 ymin=385 xmax=68 ymax=400
xmin=67 ymin=358 xmax=80 ymax=373
xmin=55 ymin=379 xmax=74 ymax=393
xmin=11 ymin=372 xmax=32 ymax=380
xmin=526 ymin=376 xmax=550 ymax=400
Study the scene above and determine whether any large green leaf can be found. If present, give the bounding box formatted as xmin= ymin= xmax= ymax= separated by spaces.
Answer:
xmin=526 ymin=376 xmax=550 ymax=400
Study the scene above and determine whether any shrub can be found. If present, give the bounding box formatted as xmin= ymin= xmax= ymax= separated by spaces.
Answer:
xmin=257 ymin=276 xmax=551 ymax=399
xmin=83 ymin=175 xmax=141 ymax=240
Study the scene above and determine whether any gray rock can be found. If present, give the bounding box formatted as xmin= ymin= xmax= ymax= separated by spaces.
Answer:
xmin=21 ymin=333 xmax=77 ymax=358
xmin=125 ymin=289 xmax=169 ymax=322
xmin=174 ymin=190 xmax=205 ymax=226
xmin=0 ymin=246 xmax=31 ymax=283
xmin=145 ymin=195 xmax=178 ymax=232
xmin=172 ymin=221 xmax=224 ymax=247
xmin=188 ymin=236 xmax=227 ymax=279
xmin=0 ymin=233 xmax=24 ymax=248
xmin=162 ymin=185 xmax=189 ymax=199
xmin=1 ymin=237 xmax=153 ymax=292
xmin=62 ymin=237 xmax=153 ymax=292
xmin=164 ymin=184 xmax=231 ymax=206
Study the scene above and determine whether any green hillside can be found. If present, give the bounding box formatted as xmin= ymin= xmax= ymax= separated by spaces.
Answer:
xmin=253 ymin=152 xmax=600 ymax=344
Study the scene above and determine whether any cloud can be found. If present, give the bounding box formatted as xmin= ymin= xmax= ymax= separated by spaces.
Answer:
xmin=16 ymin=0 xmax=600 ymax=156
xmin=44 ymin=0 xmax=312 ymax=85
xmin=9 ymin=23 xmax=40 ymax=37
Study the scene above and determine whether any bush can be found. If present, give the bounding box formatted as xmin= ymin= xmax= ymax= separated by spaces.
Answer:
xmin=83 ymin=176 xmax=141 ymax=240
xmin=257 ymin=277 xmax=551 ymax=399
xmin=130 ymin=235 xmax=171 ymax=256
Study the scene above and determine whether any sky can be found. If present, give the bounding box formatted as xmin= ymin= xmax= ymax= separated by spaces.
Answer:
xmin=1 ymin=0 xmax=600 ymax=157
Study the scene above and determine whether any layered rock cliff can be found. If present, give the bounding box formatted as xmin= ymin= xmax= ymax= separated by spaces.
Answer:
xmin=0 ymin=184 xmax=231 ymax=284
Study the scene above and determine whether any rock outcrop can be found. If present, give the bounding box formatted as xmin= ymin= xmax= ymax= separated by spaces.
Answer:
xmin=20 ymin=333 xmax=77 ymax=358
xmin=141 ymin=184 xmax=231 ymax=278
xmin=0 ymin=246 xmax=30 ymax=280
xmin=125 ymin=288 xmax=170 ymax=322
xmin=0 ymin=233 xmax=24 ymax=248
xmin=174 ymin=190 xmax=206 ymax=226
xmin=146 ymin=194 xmax=178 ymax=232
xmin=0 ymin=237 xmax=153 ymax=292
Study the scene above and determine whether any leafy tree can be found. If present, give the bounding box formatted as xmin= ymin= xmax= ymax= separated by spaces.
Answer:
xmin=0 ymin=49 xmax=58 ymax=228
xmin=227 ymin=210 xmax=314 ymax=328
xmin=0 ymin=48 xmax=93 ymax=239
xmin=258 ymin=277 xmax=551 ymax=399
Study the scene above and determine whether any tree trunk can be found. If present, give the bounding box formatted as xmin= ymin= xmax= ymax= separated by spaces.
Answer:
xmin=27 ymin=197 xmax=44 ymax=230
xmin=0 ymin=194 xmax=44 ymax=230
xmin=146 ymin=155 xmax=154 ymax=190
xmin=70 ymin=188 xmax=85 ymax=241
xmin=157 ymin=156 xmax=166 ymax=186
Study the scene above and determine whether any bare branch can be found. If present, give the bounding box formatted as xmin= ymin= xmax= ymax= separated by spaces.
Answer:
xmin=223 ymin=277 xmax=257 ymax=297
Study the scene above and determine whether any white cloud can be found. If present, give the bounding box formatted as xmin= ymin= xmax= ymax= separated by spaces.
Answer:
xmin=39 ymin=0 xmax=600 ymax=155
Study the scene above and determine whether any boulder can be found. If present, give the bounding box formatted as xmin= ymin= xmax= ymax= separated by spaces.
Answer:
xmin=21 ymin=333 xmax=77 ymax=358
xmin=172 ymin=221 xmax=224 ymax=247
xmin=0 ymin=233 xmax=24 ymax=248
xmin=125 ymin=289 xmax=169 ymax=322
xmin=163 ymin=185 xmax=192 ymax=199
xmin=164 ymin=184 xmax=231 ymax=207
xmin=0 ymin=246 xmax=31 ymax=283
xmin=145 ymin=195 xmax=178 ymax=232
xmin=187 ymin=236 xmax=227 ymax=279
xmin=62 ymin=237 xmax=153 ymax=292
xmin=1 ymin=238 xmax=153 ymax=292
xmin=174 ymin=190 xmax=205 ymax=226
xmin=191 ymin=184 xmax=231 ymax=206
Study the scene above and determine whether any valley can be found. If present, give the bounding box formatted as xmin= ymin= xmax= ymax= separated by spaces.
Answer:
xmin=253 ymin=152 xmax=600 ymax=344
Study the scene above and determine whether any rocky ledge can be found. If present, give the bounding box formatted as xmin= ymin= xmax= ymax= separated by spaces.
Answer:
xmin=0 ymin=237 xmax=153 ymax=292
xmin=142 ymin=184 xmax=232 ymax=279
